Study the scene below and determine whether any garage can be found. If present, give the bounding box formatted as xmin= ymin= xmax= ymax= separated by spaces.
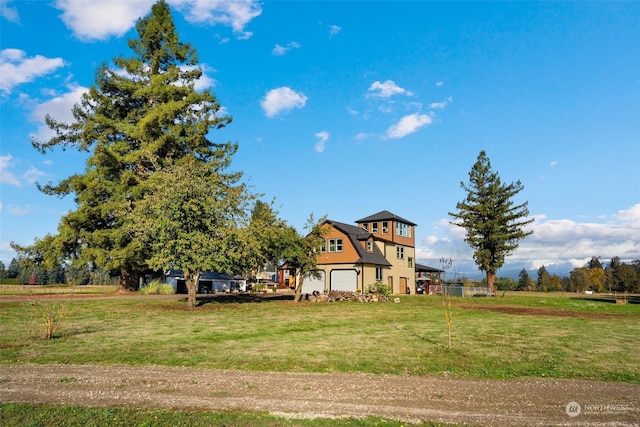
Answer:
xmin=302 ymin=271 xmax=325 ymax=294
xmin=330 ymin=269 xmax=357 ymax=292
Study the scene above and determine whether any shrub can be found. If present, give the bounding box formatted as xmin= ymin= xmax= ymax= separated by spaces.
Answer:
xmin=30 ymin=301 xmax=69 ymax=339
xmin=139 ymin=280 xmax=175 ymax=295
xmin=252 ymin=283 xmax=267 ymax=293
xmin=366 ymin=281 xmax=390 ymax=297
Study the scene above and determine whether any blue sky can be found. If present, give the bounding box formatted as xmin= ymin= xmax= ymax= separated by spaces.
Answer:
xmin=1 ymin=0 xmax=639 ymax=278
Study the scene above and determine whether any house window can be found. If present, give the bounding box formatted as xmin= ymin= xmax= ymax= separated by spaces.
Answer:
xmin=366 ymin=240 xmax=373 ymax=252
xmin=382 ymin=221 xmax=388 ymax=234
xmin=361 ymin=223 xmax=368 ymax=231
xmin=328 ymin=238 xmax=343 ymax=252
xmin=372 ymin=222 xmax=378 ymax=233
xmin=396 ymin=246 xmax=404 ymax=259
xmin=376 ymin=267 xmax=383 ymax=281
xmin=318 ymin=240 xmax=326 ymax=253
xmin=396 ymin=222 xmax=411 ymax=238
xmin=408 ymin=257 xmax=414 ymax=267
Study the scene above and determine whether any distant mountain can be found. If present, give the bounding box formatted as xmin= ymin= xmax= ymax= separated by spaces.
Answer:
xmin=420 ymin=258 xmax=580 ymax=281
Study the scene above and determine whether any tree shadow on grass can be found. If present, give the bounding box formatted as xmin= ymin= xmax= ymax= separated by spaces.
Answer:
xmin=195 ymin=292 xmax=296 ymax=307
xmin=571 ymin=294 xmax=640 ymax=304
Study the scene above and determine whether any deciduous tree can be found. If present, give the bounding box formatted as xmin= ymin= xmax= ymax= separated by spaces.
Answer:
xmin=128 ymin=156 xmax=249 ymax=308
xmin=449 ymin=151 xmax=534 ymax=294
xmin=280 ymin=215 xmax=327 ymax=303
xmin=238 ymin=200 xmax=293 ymax=281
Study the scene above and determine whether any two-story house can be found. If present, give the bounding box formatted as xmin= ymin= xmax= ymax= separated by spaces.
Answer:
xmin=302 ymin=210 xmax=417 ymax=295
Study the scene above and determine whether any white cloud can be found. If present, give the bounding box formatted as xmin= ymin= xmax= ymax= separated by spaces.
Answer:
xmin=8 ymin=204 xmax=32 ymax=216
xmin=386 ymin=114 xmax=432 ymax=138
xmin=368 ymin=80 xmax=413 ymax=98
xmin=435 ymin=81 xmax=444 ymax=87
xmin=1 ymin=0 xmax=19 ymax=22
xmin=550 ymin=160 xmax=558 ymax=167
xmin=429 ymin=96 xmax=453 ymax=110
xmin=355 ymin=132 xmax=375 ymax=141
xmin=260 ymin=87 xmax=308 ymax=118
xmin=23 ymin=167 xmax=46 ymax=185
xmin=0 ymin=49 xmax=65 ymax=94
xmin=314 ymin=131 xmax=329 ymax=153
xmin=54 ymin=0 xmax=262 ymax=41
xmin=172 ymin=0 xmax=262 ymax=39
xmin=329 ymin=24 xmax=341 ymax=38
xmin=31 ymin=85 xmax=88 ymax=143
xmin=617 ymin=203 xmax=640 ymax=226
xmin=55 ymin=0 xmax=152 ymax=41
xmin=0 ymin=154 xmax=20 ymax=186
xmin=0 ymin=156 xmax=47 ymax=187
xmin=418 ymin=204 xmax=640 ymax=278
xmin=272 ymin=41 xmax=300 ymax=56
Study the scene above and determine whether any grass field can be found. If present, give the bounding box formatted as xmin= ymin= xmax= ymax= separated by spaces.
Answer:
xmin=1 ymin=403 xmax=451 ymax=427
xmin=1 ymin=291 xmax=638 ymax=383
xmin=0 ymin=284 xmax=118 ymax=296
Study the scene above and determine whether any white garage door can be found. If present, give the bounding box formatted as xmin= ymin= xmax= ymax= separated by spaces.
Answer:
xmin=302 ymin=271 xmax=325 ymax=294
xmin=330 ymin=269 xmax=357 ymax=292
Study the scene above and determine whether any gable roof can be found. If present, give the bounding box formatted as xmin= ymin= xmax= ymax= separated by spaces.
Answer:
xmin=355 ymin=210 xmax=417 ymax=226
xmin=325 ymin=220 xmax=392 ymax=266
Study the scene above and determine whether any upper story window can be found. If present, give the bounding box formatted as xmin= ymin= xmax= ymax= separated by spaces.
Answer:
xmin=396 ymin=246 xmax=404 ymax=259
xmin=408 ymin=257 xmax=414 ymax=267
xmin=366 ymin=240 xmax=373 ymax=252
xmin=396 ymin=222 xmax=411 ymax=238
xmin=328 ymin=238 xmax=343 ymax=252
xmin=361 ymin=223 xmax=368 ymax=231
xmin=318 ymin=240 xmax=326 ymax=253
xmin=372 ymin=222 xmax=378 ymax=233
xmin=382 ymin=221 xmax=389 ymax=234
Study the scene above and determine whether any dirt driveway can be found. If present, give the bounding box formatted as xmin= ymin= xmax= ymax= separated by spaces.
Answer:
xmin=1 ymin=364 xmax=638 ymax=426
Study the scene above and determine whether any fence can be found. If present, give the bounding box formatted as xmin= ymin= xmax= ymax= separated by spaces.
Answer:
xmin=428 ymin=284 xmax=491 ymax=297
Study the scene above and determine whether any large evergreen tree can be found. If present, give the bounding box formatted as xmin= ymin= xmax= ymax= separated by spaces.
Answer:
xmin=449 ymin=151 xmax=534 ymax=294
xmin=27 ymin=1 xmax=235 ymax=288
xmin=517 ymin=268 xmax=531 ymax=291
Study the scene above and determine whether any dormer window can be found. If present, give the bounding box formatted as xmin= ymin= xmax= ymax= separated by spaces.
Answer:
xmin=328 ymin=238 xmax=343 ymax=252
xmin=366 ymin=240 xmax=373 ymax=252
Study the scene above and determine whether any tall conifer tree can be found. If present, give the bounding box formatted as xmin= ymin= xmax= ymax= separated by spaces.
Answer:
xmin=30 ymin=1 xmax=237 ymax=288
xmin=449 ymin=151 xmax=534 ymax=293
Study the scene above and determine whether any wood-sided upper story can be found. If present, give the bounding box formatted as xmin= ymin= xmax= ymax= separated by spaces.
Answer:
xmin=316 ymin=220 xmax=392 ymax=267
xmin=355 ymin=210 xmax=416 ymax=248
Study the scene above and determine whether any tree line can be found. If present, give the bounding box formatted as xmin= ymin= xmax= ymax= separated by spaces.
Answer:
xmin=488 ymin=256 xmax=640 ymax=293
xmin=0 ymin=258 xmax=116 ymax=286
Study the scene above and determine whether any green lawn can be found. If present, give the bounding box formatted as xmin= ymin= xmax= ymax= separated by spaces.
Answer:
xmin=0 ymin=284 xmax=118 ymax=295
xmin=1 ymin=292 xmax=638 ymax=383
xmin=0 ymin=403 xmax=456 ymax=427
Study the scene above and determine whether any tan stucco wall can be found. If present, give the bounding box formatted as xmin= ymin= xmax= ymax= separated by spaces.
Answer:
xmin=377 ymin=241 xmax=416 ymax=294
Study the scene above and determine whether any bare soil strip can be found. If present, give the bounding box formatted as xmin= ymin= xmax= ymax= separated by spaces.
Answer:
xmin=1 ymin=364 xmax=638 ymax=426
